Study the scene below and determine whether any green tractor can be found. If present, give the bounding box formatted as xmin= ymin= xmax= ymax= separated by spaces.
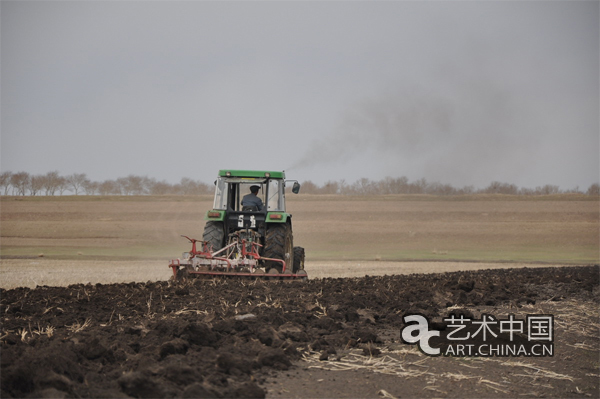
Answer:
xmin=169 ymin=170 xmax=306 ymax=279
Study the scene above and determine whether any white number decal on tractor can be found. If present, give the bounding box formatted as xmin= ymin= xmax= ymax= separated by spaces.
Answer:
xmin=250 ymin=215 xmax=256 ymax=228
xmin=238 ymin=215 xmax=244 ymax=227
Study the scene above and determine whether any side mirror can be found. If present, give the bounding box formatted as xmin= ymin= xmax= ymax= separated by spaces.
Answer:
xmin=292 ymin=182 xmax=301 ymax=194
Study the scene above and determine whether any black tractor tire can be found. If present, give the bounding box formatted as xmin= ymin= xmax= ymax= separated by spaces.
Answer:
xmin=263 ymin=223 xmax=293 ymax=273
xmin=202 ymin=221 xmax=225 ymax=252
xmin=292 ymin=246 xmax=305 ymax=273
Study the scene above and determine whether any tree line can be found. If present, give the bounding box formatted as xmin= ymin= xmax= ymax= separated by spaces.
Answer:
xmin=1 ymin=170 xmax=598 ymax=196
xmin=300 ymin=177 xmax=599 ymax=196
xmin=0 ymin=171 xmax=212 ymax=196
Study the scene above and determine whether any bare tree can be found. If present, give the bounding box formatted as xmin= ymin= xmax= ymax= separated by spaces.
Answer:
xmin=127 ymin=175 xmax=145 ymax=195
xmin=458 ymin=185 xmax=475 ymax=195
xmin=179 ymin=177 xmax=195 ymax=195
xmin=409 ymin=178 xmax=428 ymax=194
xmin=196 ymin=180 xmax=211 ymax=195
xmin=141 ymin=176 xmax=156 ymax=194
xmin=352 ymin=178 xmax=375 ymax=195
xmin=320 ymin=180 xmax=340 ymax=195
xmin=587 ymin=183 xmax=600 ymax=196
xmin=98 ymin=180 xmax=120 ymax=195
xmin=29 ymin=175 xmax=46 ymax=196
xmin=179 ymin=177 xmax=211 ymax=195
xmin=0 ymin=171 xmax=12 ymax=195
xmin=10 ymin=172 xmax=30 ymax=196
xmin=482 ymin=181 xmax=518 ymax=195
xmin=379 ymin=176 xmax=409 ymax=194
xmin=299 ymin=180 xmax=319 ymax=194
xmin=116 ymin=177 xmax=131 ymax=195
xmin=115 ymin=175 xmax=145 ymax=195
xmin=146 ymin=178 xmax=172 ymax=195
xmin=67 ymin=173 xmax=89 ymax=195
xmin=43 ymin=171 xmax=63 ymax=196
xmin=82 ymin=180 xmax=99 ymax=195
xmin=56 ymin=178 xmax=68 ymax=195
xmin=394 ymin=176 xmax=410 ymax=194
xmin=535 ymin=185 xmax=561 ymax=195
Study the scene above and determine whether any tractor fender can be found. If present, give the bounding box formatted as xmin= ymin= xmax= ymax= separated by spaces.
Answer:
xmin=266 ymin=212 xmax=291 ymax=224
xmin=204 ymin=210 xmax=225 ymax=221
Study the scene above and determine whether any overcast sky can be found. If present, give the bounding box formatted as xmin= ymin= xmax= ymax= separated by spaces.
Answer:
xmin=1 ymin=1 xmax=598 ymax=190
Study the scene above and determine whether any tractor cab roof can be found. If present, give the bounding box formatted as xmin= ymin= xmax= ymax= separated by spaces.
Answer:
xmin=219 ymin=177 xmax=266 ymax=184
xmin=218 ymin=170 xmax=285 ymax=179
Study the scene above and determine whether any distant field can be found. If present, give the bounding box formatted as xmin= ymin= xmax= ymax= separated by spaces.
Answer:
xmin=0 ymin=258 xmax=574 ymax=290
xmin=1 ymin=194 xmax=598 ymax=287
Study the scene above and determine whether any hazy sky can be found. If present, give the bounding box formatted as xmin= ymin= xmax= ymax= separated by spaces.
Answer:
xmin=1 ymin=1 xmax=598 ymax=189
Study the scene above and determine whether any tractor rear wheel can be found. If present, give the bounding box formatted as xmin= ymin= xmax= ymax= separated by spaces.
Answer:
xmin=202 ymin=221 xmax=225 ymax=252
xmin=263 ymin=223 xmax=293 ymax=273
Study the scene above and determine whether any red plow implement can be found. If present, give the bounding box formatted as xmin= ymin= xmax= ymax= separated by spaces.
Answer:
xmin=169 ymin=234 xmax=308 ymax=280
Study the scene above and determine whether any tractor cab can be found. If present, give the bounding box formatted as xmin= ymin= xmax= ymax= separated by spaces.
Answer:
xmin=213 ymin=175 xmax=284 ymax=213
xmin=212 ymin=170 xmax=300 ymax=213
xmin=210 ymin=170 xmax=299 ymax=231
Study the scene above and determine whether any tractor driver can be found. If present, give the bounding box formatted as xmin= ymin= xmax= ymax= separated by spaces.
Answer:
xmin=241 ymin=185 xmax=264 ymax=211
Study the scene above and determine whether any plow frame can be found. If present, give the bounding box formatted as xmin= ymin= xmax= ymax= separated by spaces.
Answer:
xmin=169 ymin=234 xmax=307 ymax=279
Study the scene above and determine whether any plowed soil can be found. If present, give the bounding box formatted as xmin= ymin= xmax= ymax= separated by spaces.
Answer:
xmin=2 ymin=265 xmax=598 ymax=398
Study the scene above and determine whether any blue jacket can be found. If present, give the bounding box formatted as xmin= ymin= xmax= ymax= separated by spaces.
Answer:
xmin=241 ymin=193 xmax=264 ymax=211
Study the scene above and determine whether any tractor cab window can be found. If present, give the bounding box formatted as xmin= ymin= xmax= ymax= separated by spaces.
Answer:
xmin=213 ymin=178 xmax=228 ymax=210
xmin=215 ymin=177 xmax=270 ymax=211
xmin=239 ymin=183 xmax=265 ymax=211
xmin=267 ymin=179 xmax=285 ymax=211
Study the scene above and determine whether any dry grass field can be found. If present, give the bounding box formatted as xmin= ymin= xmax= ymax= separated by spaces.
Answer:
xmin=1 ymin=194 xmax=598 ymax=288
